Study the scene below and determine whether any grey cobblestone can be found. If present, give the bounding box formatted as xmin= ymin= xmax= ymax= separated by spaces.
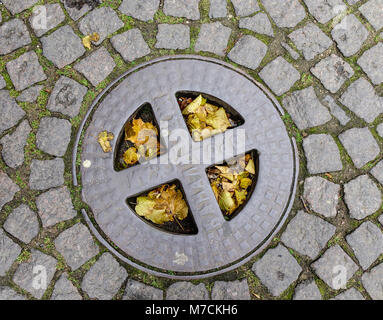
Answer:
xmin=46 ymin=76 xmax=88 ymax=118
xmin=357 ymin=43 xmax=383 ymax=85
xmin=0 ymin=286 xmax=25 ymax=300
xmin=111 ymin=29 xmax=150 ymax=62
xmin=371 ymin=160 xmax=383 ymax=185
xmin=0 ymin=76 xmax=5 ymax=90
xmin=259 ymin=57 xmax=300 ymax=96
xmin=78 ymin=7 xmax=124 ymax=45
xmin=81 ymin=253 xmax=128 ymax=300
xmin=3 ymin=204 xmax=39 ymax=244
xmin=281 ymin=210 xmax=336 ymax=259
xmin=29 ymin=158 xmax=65 ymax=191
xmin=51 ymin=273 xmax=82 ymax=300
xmin=252 ymin=244 xmax=302 ymax=296
xmin=2 ymin=0 xmax=38 ymax=15
xmin=13 ymin=249 xmax=57 ymax=299
xmin=289 ymin=23 xmax=332 ymax=61
xmin=209 ymin=0 xmax=227 ymax=18
xmin=239 ymin=13 xmax=274 ymax=37
xmin=36 ymin=186 xmax=77 ymax=227
xmin=377 ymin=123 xmax=383 ymax=138
xmin=60 ymin=0 xmax=91 ymax=21
xmin=303 ymin=134 xmax=342 ymax=174
xmin=311 ymin=54 xmax=354 ymax=93
xmin=0 ymin=19 xmax=31 ymax=55
xmin=331 ymin=14 xmax=369 ymax=57
xmin=0 ymin=229 xmax=21 ymax=276
xmin=340 ymin=78 xmax=383 ymax=123
xmin=339 ymin=127 xmax=379 ymax=168
xmin=312 ymin=245 xmax=358 ymax=290
xmin=344 ymin=175 xmax=381 ymax=220
xmin=166 ymin=282 xmax=209 ymax=300
xmin=303 ymin=177 xmax=340 ymax=217
xmin=0 ymin=170 xmax=20 ymax=211
xmin=293 ymin=280 xmax=322 ymax=300
xmin=6 ymin=51 xmax=47 ymax=91
xmin=303 ymin=0 xmax=347 ymax=24
xmin=163 ymin=0 xmax=200 ymax=20
xmin=0 ymin=120 xmax=31 ymax=169
xmin=322 ymin=96 xmax=350 ymax=126
xmin=123 ymin=280 xmax=163 ymax=300
xmin=30 ymin=3 xmax=65 ymax=37
xmin=17 ymin=85 xmax=43 ymax=103
xmin=119 ymin=0 xmax=160 ymax=21
xmin=346 ymin=221 xmax=383 ymax=270
xmin=41 ymin=25 xmax=85 ymax=69
xmin=362 ymin=263 xmax=383 ymax=299
xmin=281 ymin=42 xmax=300 ymax=60
xmin=155 ymin=24 xmax=190 ymax=50
xmin=54 ymin=223 xmax=99 ymax=270
xmin=36 ymin=117 xmax=72 ymax=157
xmin=228 ymin=35 xmax=267 ymax=70
xmin=211 ymin=280 xmax=250 ymax=300
xmin=74 ymin=47 xmax=116 ymax=87
xmin=262 ymin=0 xmax=306 ymax=28
xmin=195 ymin=22 xmax=232 ymax=56
xmin=231 ymin=0 xmax=260 ymax=17
xmin=359 ymin=0 xmax=383 ymax=31
xmin=282 ymin=87 xmax=332 ymax=130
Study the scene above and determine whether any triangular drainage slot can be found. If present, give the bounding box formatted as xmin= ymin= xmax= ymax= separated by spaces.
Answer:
xmin=114 ymin=103 xmax=166 ymax=172
xmin=206 ymin=150 xmax=259 ymax=221
xmin=176 ymin=91 xmax=245 ymax=142
xmin=126 ymin=179 xmax=198 ymax=235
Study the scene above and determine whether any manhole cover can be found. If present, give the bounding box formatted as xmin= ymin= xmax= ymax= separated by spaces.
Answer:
xmin=73 ymin=55 xmax=298 ymax=279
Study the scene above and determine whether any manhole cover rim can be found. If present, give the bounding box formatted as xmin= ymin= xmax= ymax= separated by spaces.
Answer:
xmin=73 ymin=55 xmax=299 ymax=280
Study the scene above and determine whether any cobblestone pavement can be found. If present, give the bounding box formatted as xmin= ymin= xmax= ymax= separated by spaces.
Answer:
xmin=0 ymin=0 xmax=383 ymax=300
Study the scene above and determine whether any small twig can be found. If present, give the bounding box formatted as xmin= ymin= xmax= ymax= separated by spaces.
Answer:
xmin=174 ymin=216 xmax=184 ymax=231
xmin=300 ymin=196 xmax=312 ymax=213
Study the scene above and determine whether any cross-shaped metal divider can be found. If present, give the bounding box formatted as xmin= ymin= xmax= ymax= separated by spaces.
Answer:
xmin=76 ymin=57 xmax=298 ymax=277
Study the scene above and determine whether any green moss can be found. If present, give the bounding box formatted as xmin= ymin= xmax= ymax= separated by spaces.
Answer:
xmin=17 ymin=250 xmax=31 ymax=263
xmin=154 ymin=11 xmax=185 ymax=24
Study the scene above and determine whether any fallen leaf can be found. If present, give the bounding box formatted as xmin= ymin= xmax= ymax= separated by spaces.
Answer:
xmin=219 ymin=191 xmax=236 ymax=214
xmin=206 ymin=107 xmax=231 ymax=132
xmin=82 ymin=32 xmax=100 ymax=50
xmin=123 ymin=147 xmax=139 ymax=165
xmin=240 ymin=177 xmax=252 ymax=189
xmin=245 ymin=159 xmax=256 ymax=174
xmin=98 ymin=130 xmax=114 ymax=153
xmin=135 ymin=184 xmax=188 ymax=225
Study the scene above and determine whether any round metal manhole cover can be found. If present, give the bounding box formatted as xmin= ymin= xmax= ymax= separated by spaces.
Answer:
xmin=73 ymin=55 xmax=299 ymax=279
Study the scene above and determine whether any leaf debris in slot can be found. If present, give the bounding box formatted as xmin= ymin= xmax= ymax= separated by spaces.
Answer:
xmin=207 ymin=153 xmax=256 ymax=216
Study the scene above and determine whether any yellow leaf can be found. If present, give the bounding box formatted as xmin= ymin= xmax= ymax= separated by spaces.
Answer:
xmin=182 ymin=94 xmax=206 ymax=115
xmin=240 ymin=177 xmax=252 ymax=189
xmin=82 ymin=32 xmax=100 ymax=50
xmin=125 ymin=118 xmax=158 ymax=146
xmin=204 ymin=103 xmax=219 ymax=114
xmin=245 ymin=158 xmax=256 ymax=174
xmin=123 ymin=147 xmax=139 ymax=165
xmin=206 ymin=107 xmax=231 ymax=131
xmin=97 ymin=131 xmax=114 ymax=153
xmin=135 ymin=197 xmax=169 ymax=224
xmin=134 ymin=185 xmax=188 ymax=225
xmin=235 ymin=189 xmax=247 ymax=206
xmin=219 ymin=191 xmax=236 ymax=214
